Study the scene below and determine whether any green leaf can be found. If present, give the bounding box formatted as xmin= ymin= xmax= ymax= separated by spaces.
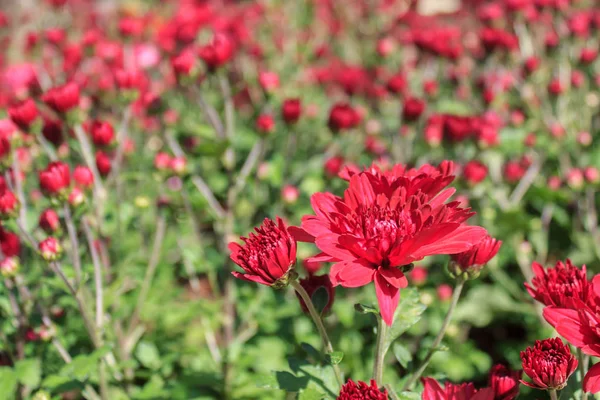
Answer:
xmin=0 ymin=368 xmax=17 ymax=400
xmin=299 ymin=387 xmax=326 ymax=400
xmin=398 ymin=391 xmax=421 ymax=400
xmin=136 ymin=341 xmax=162 ymax=370
xmin=354 ymin=303 xmax=379 ymax=315
xmin=326 ymin=351 xmax=343 ymax=366
xmin=393 ymin=343 xmax=412 ymax=369
xmin=383 ymin=288 xmax=426 ymax=355
xmin=14 ymin=358 xmax=41 ymax=388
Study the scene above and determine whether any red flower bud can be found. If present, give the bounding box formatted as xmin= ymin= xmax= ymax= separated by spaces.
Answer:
xmin=462 ymin=161 xmax=488 ymax=185
xmin=154 ymin=152 xmax=172 ymax=171
xmin=42 ymin=118 xmax=64 ymax=147
xmin=73 ymin=165 xmax=94 ymax=189
xmin=229 ymin=217 xmax=297 ymax=288
xmin=89 ymin=120 xmax=115 ymax=147
xmin=169 ymin=156 xmax=187 ymax=176
xmin=0 ymin=229 xmax=21 ymax=257
xmin=0 ymin=257 xmax=19 ymax=278
xmin=489 ymin=364 xmax=522 ymax=400
xmin=198 ymin=33 xmax=234 ymax=71
xmin=437 ymin=284 xmax=453 ymax=301
xmin=0 ymin=189 xmax=19 ymax=219
xmin=95 ymin=151 xmax=112 ymax=176
xmin=8 ymin=99 xmax=38 ymax=130
xmin=281 ymin=98 xmax=302 ymax=125
xmin=256 ymin=114 xmax=275 ymax=135
xmin=520 ymin=338 xmax=578 ymax=390
xmin=450 ymin=235 xmax=501 ymax=278
xmin=68 ymin=187 xmax=85 ymax=206
xmin=338 ymin=379 xmax=387 ymax=400
xmin=38 ymin=237 xmax=63 ymax=261
xmin=258 ymin=71 xmax=279 ymax=92
xmin=171 ymin=48 xmax=196 ymax=80
xmin=281 ymin=185 xmax=299 ymax=204
xmin=39 ymin=209 xmax=60 ymax=234
xmin=42 ymin=82 xmax=80 ymax=114
xmin=409 ymin=266 xmax=428 ymax=285
xmin=39 ymin=161 xmax=71 ymax=196
xmin=328 ymin=103 xmax=361 ymax=132
xmin=402 ymin=97 xmax=426 ymax=122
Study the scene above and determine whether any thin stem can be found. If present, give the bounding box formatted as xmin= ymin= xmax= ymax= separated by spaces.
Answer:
xmin=50 ymin=262 xmax=99 ymax=347
xmin=290 ymin=280 xmax=344 ymax=388
xmin=385 ymin=384 xmax=400 ymax=400
xmin=402 ymin=278 xmax=465 ymax=391
xmin=578 ymin=349 xmax=589 ymax=400
xmin=127 ymin=214 xmax=167 ymax=336
xmin=63 ymin=204 xmax=83 ymax=285
xmin=73 ymin=124 xmax=105 ymax=196
xmin=11 ymin=156 xmax=27 ymax=226
xmin=227 ymin=139 xmax=265 ymax=208
xmin=82 ymin=219 xmax=104 ymax=331
xmin=373 ymin=316 xmax=387 ymax=385
xmin=192 ymin=86 xmax=225 ymax=139
xmin=549 ymin=389 xmax=558 ymax=400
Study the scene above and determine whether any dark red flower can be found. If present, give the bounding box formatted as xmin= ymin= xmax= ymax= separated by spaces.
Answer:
xmin=42 ymin=82 xmax=80 ymax=114
xmin=256 ymin=114 xmax=275 ymax=135
xmin=8 ymin=99 xmax=38 ymax=130
xmin=450 ymin=235 xmax=501 ymax=275
xmin=39 ymin=161 xmax=71 ymax=196
xmin=171 ymin=48 xmax=196 ymax=79
xmin=0 ymin=228 xmax=20 ymax=257
xmin=229 ymin=217 xmax=297 ymax=288
xmin=89 ymin=120 xmax=115 ymax=147
xmin=520 ymin=338 xmax=578 ymax=390
xmin=198 ymin=33 xmax=234 ymax=70
xmin=386 ymin=73 xmax=407 ymax=95
xmin=42 ymin=118 xmax=64 ymax=146
xmin=281 ymin=98 xmax=302 ymax=125
xmin=422 ymin=377 xmax=494 ymax=400
xmin=543 ymin=276 xmax=600 ymax=393
xmin=503 ymin=161 xmax=525 ymax=183
xmin=444 ymin=115 xmax=475 ymax=142
xmin=296 ymin=274 xmax=335 ymax=315
xmin=489 ymin=364 xmax=521 ymax=400
xmin=462 ymin=161 xmax=488 ymax=185
xmin=290 ymin=162 xmax=486 ymax=325
xmin=96 ymin=151 xmax=112 ymax=177
xmin=73 ymin=166 xmax=94 ymax=189
xmin=402 ymin=97 xmax=426 ymax=122
xmin=525 ymin=259 xmax=593 ymax=310
xmin=0 ymin=189 xmax=19 ymax=219
xmin=337 ymin=379 xmax=387 ymax=400
xmin=39 ymin=208 xmax=60 ymax=234
xmin=328 ymin=103 xmax=361 ymax=132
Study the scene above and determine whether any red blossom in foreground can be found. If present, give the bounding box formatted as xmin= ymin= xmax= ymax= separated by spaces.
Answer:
xmin=337 ymin=379 xmax=387 ymax=400
xmin=520 ymin=338 xmax=578 ymax=390
xmin=422 ymin=377 xmax=494 ymax=400
xmin=8 ymin=98 xmax=38 ymax=130
xmin=488 ymin=364 xmax=521 ymax=400
xmin=199 ymin=33 xmax=234 ymax=70
xmin=525 ymin=259 xmax=593 ymax=311
xmin=229 ymin=217 xmax=297 ymax=288
xmin=543 ymin=275 xmax=600 ymax=393
xmin=290 ymin=162 xmax=486 ymax=325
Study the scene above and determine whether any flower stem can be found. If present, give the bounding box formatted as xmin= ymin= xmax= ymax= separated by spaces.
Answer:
xmin=549 ymin=389 xmax=558 ymax=400
xmin=402 ymin=277 xmax=465 ymax=391
xmin=578 ymin=349 xmax=589 ymax=400
xmin=373 ymin=315 xmax=388 ymax=385
xmin=290 ymin=280 xmax=344 ymax=388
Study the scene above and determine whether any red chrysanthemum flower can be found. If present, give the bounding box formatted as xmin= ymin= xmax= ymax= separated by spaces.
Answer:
xmin=422 ymin=377 xmax=494 ymax=400
xmin=520 ymin=338 xmax=578 ymax=390
xmin=229 ymin=217 xmax=297 ymax=288
xmin=450 ymin=235 xmax=501 ymax=277
xmin=526 ymin=259 xmax=594 ymax=310
xmin=543 ymin=276 xmax=600 ymax=393
xmin=39 ymin=161 xmax=71 ymax=196
xmin=488 ymin=364 xmax=521 ymax=400
xmin=290 ymin=162 xmax=486 ymax=325
xmin=337 ymin=379 xmax=387 ymax=400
